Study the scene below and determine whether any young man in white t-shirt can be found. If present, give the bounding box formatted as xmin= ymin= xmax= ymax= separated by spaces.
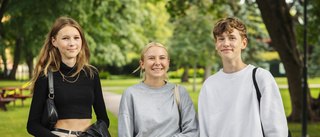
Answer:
xmin=198 ymin=17 xmax=289 ymax=137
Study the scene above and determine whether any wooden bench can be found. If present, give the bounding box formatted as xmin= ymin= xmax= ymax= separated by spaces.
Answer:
xmin=0 ymin=93 xmax=16 ymax=111
xmin=1 ymin=86 xmax=32 ymax=108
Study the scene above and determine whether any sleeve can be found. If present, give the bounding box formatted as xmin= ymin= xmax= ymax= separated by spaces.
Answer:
xmin=258 ymin=69 xmax=288 ymax=137
xmin=198 ymin=84 xmax=209 ymax=137
xmin=92 ymin=72 xmax=110 ymax=127
xmin=118 ymin=88 xmax=135 ymax=137
xmin=27 ymin=74 xmax=59 ymax=137
xmin=174 ymin=85 xmax=200 ymax=137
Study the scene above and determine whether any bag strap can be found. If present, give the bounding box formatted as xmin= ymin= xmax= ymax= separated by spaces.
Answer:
xmin=253 ymin=67 xmax=292 ymax=137
xmin=252 ymin=67 xmax=265 ymax=137
xmin=174 ymin=84 xmax=182 ymax=131
xmin=48 ymin=69 xmax=54 ymax=99
xmin=253 ymin=68 xmax=261 ymax=103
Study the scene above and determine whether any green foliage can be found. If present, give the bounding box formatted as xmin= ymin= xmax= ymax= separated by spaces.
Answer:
xmin=99 ymin=71 xmax=111 ymax=79
xmin=71 ymin=0 xmax=173 ymax=67
xmin=168 ymin=68 xmax=211 ymax=78
xmin=1 ymin=0 xmax=173 ymax=78
xmin=277 ymin=0 xmax=320 ymax=77
xmin=168 ymin=5 xmax=216 ymax=70
xmin=300 ymin=0 xmax=320 ymax=77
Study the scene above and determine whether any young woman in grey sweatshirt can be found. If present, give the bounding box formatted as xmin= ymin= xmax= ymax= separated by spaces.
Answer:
xmin=118 ymin=42 xmax=199 ymax=137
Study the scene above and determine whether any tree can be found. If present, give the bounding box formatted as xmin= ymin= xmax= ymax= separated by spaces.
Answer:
xmin=0 ymin=0 xmax=10 ymax=79
xmin=256 ymin=0 xmax=320 ymax=121
xmin=166 ymin=0 xmax=268 ymax=85
xmin=0 ymin=0 xmax=173 ymax=79
xmin=68 ymin=0 xmax=172 ymax=68
xmin=168 ymin=5 xmax=215 ymax=91
xmin=2 ymin=0 xmax=75 ymax=80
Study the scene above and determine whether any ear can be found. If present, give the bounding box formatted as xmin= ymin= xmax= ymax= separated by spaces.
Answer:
xmin=241 ymin=38 xmax=247 ymax=50
xmin=214 ymin=40 xmax=218 ymax=50
xmin=51 ymin=37 xmax=56 ymax=47
xmin=139 ymin=60 xmax=144 ymax=69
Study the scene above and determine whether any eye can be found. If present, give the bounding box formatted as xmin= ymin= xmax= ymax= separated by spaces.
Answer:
xmin=230 ymin=37 xmax=236 ymax=40
xmin=75 ymin=36 xmax=80 ymax=39
xmin=62 ymin=37 xmax=68 ymax=40
xmin=160 ymin=56 xmax=166 ymax=60
xmin=218 ymin=38 xmax=224 ymax=41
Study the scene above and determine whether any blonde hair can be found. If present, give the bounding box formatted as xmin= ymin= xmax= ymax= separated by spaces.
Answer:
xmin=133 ymin=42 xmax=170 ymax=81
xmin=29 ymin=17 xmax=95 ymax=93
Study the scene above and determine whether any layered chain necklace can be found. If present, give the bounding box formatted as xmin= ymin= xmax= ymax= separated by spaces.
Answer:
xmin=58 ymin=70 xmax=80 ymax=83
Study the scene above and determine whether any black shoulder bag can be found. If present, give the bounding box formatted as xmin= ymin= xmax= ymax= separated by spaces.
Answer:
xmin=253 ymin=67 xmax=292 ymax=137
xmin=80 ymin=119 xmax=111 ymax=137
xmin=41 ymin=69 xmax=58 ymax=130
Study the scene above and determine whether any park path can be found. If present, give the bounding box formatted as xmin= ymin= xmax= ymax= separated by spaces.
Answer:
xmin=101 ymin=84 xmax=320 ymax=117
xmin=102 ymin=87 xmax=125 ymax=118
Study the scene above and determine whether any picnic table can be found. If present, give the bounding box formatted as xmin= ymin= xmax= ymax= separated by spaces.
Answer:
xmin=0 ymin=93 xmax=16 ymax=111
xmin=1 ymin=86 xmax=32 ymax=110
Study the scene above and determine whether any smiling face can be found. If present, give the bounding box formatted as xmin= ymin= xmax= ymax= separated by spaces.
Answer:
xmin=140 ymin=46 xmax=170 ymax=81
xmin=215 ymin=29 xmax=247 ymax=62
xmin=52 ymin=26 xmax=82 ymax=64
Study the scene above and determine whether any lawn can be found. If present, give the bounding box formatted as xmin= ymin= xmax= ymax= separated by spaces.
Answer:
xmin=1 ymin=77 xmax=320 ymax=137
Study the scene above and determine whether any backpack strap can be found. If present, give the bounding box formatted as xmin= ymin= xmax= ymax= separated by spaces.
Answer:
xmin=253 ymin=67 xmax=261 ymax=104
xmin=174 ymin=84 xmax=182 ymax=132
xmin=253 ymin=67 xmax=292 ymax=137
xmin=252 ymin=67 xmax=265 ymax=137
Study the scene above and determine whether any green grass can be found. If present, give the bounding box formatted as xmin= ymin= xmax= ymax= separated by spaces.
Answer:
xmin=1 ymin=77 xmax=320 ymax=137
xmin=0 ymin=97 xmax=119 ymax=137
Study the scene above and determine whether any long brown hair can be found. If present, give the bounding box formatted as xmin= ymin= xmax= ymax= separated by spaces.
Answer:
xmin=29 ymin=17 xmax=95 ymax=93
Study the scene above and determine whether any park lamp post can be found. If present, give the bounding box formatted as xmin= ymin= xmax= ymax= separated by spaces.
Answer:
xmin=302 ymin=0 xmax=308 ymax=136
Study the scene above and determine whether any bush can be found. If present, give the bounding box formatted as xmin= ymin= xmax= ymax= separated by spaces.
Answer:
xmin=99 ymin=71 xmax=111 ymax=79
xmin=168 ymin=68 xmax=205 ymax=78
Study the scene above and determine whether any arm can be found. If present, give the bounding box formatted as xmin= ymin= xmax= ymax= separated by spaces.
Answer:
xmin=92 ymin=72 xmax=109 ymax=127
xmin=198 ymin=85 xmax=209 ymax=137
xmin=118 ymin=88 xmax=134 ymax=137
xmin=175 ymin=86 xmax=199 ymax=137
xmin=258 ymin=70 xmax=288 ymax=137
xmin=27 ymin=74 xmax=59 ymax=137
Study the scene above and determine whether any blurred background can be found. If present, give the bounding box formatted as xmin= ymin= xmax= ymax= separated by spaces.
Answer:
xmin=0 ymin=0 xmax=319 ymax=136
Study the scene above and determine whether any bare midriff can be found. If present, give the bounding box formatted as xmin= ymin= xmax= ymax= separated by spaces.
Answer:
xmin=54 ymin=119 xmax=91 ymax=131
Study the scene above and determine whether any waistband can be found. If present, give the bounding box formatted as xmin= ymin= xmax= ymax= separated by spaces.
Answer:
xmin=52 ymin=128 xmax=83 ymax=136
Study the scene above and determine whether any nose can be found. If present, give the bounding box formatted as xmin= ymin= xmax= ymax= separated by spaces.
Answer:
xmin=155 ymin=58 xmax=160 ymax=66
xmin=69 ymin=38 xmax=76 ymax=46
xmin=222 ymin=39 xmax=230 ymax=47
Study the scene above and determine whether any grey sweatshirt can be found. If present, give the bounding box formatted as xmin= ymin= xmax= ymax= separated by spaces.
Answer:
xmin=118 ymin=82 xmax=199 ymax=137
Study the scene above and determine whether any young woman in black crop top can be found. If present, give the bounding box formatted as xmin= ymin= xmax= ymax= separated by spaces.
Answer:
xmin=27 ymin=17 xmax=110 ymax=137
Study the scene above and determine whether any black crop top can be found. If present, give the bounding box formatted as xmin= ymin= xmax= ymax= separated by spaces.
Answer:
xmin=27 ymin=62 xmax=109 ymax=137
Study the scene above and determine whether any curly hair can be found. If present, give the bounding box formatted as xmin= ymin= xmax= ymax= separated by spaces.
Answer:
xmin=213 ymin=17 xmax=247 ymax=40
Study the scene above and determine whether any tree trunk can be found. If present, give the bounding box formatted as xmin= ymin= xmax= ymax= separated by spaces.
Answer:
xmin=192 ymin=58 xmax=197 ymax=92
xmin=181 ymin=65 xmax=189 ymax=82
xmin=0 ymin=0 xmax=10 ymax=79
xmin=203 ymin=65 xmax=212 ymax=82
xmin=203 ymin=48 xmax=213 ymax=82
xmin=9 ymin=35 xmax=23 ymax=80
xmin=26 ymin=57 xmax=33 ymax=79
xmin=0 ymin=46 xmax=8 ymax=79
xmin=256 ymin=0 xmax=320 ymax=122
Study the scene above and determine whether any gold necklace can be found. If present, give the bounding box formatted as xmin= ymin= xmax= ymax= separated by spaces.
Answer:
xmin=59 ymin=70 xmax=80 ymax=83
